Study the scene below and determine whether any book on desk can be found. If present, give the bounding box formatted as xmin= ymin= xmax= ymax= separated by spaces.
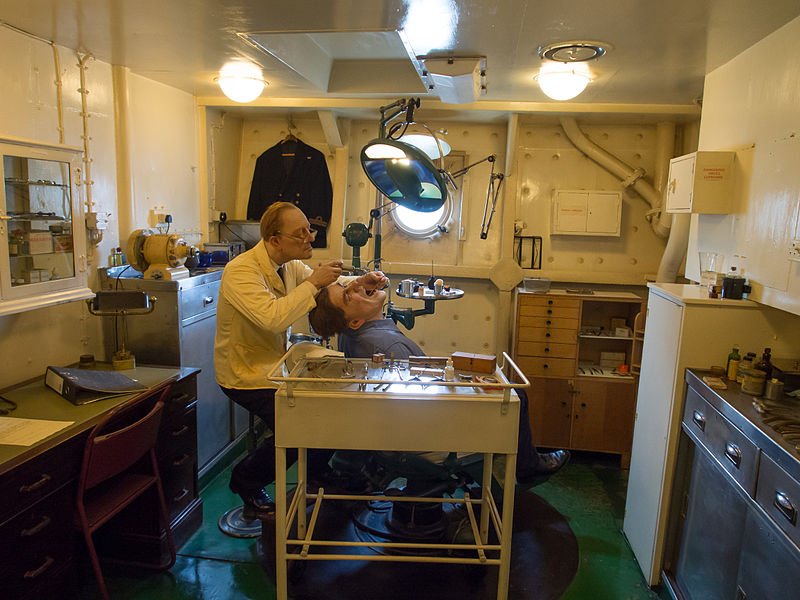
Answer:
xmin=45 ymin=366 xmax=148 ymax=405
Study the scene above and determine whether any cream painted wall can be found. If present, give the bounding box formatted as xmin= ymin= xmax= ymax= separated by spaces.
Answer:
xmin=125 ymin=72 xmax=202 ymax=246
xmin=688 ymin=15 xmax=800 ymax=316
xmin=516 ymin=122 xmax=670 ymax=285
xmin=0 ymin=26 xmax=205 ymax=389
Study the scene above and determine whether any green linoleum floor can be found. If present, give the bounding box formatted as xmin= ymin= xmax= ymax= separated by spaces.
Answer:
xmin=77 ymin=453 xmax=670 ymax=599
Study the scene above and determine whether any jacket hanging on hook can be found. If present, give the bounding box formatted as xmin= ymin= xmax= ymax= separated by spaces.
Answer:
xmin=246 ymin=138 xmax=332 ymax=248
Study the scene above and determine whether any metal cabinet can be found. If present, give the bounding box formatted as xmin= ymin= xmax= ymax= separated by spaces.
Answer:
xmin=100 ymin=268 xmax=247 ymax=470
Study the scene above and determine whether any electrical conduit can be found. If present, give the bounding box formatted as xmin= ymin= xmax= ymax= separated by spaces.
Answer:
xmin=559 ymin=118 xmax=689 ymax=282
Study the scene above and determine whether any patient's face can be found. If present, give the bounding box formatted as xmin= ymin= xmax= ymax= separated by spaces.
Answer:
xmin=328 ymin=280 xmax=386 ymax=324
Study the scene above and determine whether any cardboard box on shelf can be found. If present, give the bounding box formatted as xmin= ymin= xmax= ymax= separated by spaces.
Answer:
xmin=451 ymin=352 xmax=497 ymax=374
xmin=26 ymin=231 xmax=53 ymax=254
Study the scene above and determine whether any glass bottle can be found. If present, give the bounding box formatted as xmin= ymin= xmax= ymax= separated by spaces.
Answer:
xmin=755 ymin=347 xmax=773 ymax=380
xmin=737 ymin=352 xmax=756 ymax=384
xmin=726 ymin=345 xmax=741 ymax=381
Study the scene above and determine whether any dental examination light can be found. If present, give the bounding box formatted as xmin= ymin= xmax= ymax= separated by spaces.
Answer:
xmin=351 ymin=98 xmax=463 ymax=330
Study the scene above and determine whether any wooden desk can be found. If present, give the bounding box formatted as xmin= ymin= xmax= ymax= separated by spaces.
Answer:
xmin=0 ymin=366 xmax=203 ymax=599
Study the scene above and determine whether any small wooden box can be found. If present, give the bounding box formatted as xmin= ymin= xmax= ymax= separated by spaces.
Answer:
xmin=451 ymin=352 xmax=496 ymax=374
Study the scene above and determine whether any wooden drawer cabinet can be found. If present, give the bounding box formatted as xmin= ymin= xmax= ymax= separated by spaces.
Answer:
xmin=0 ymin=366 xmax=202 ymax=598
xmin=514 ymin=289 xmax=644 ymax=464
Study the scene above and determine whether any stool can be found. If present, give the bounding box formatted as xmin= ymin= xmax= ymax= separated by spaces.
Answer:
xmin=218 ymin=412 xmax=262 ymax=538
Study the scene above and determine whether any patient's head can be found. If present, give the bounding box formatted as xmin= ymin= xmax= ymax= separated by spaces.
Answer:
xmin=309 ymin=281 xmax=386 ymax=338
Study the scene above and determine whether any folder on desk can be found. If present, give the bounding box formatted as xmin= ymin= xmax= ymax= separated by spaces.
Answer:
xmin=44 ymin=366 xmax=148 ymax=405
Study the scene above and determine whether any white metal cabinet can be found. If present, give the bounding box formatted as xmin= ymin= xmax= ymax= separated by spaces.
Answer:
xmin=665 ymin=151 xmax=735 ymax=214
xmin=551 ymin=190 xmax=622 ymax=236
xmin=0 ymin=138 xmax=91 ymax=315
xmin=623 ymin=283 xmax=800 ymax=585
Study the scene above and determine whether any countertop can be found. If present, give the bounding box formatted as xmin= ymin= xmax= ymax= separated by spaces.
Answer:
xmin=648 ymin=283 xmax=756 ymax=307
xmin=686 ymin=369 xmax=800 ymax=482
xmin=0 ymin=365 xmax=197 ymax=475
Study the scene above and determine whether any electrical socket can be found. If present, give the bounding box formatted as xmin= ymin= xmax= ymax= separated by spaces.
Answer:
xmin=85 ymin=211 xmax=109 ymax=230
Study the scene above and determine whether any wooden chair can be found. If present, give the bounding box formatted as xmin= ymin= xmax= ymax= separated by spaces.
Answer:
xmin=74 ymin=381 xmax=176 ymax=599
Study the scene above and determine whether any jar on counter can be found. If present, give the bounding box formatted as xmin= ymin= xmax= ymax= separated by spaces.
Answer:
xmin=737 ymin=352 xmax=756 ymax=384
xmin=741 ymin=368 xmax=766 ymax=396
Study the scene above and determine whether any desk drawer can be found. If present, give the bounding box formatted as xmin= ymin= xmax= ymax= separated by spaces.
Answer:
xmin=516 ymin=356 xmax=575 ymax=378
xmin=163 ymin=376 xmax=197 ymax=417
xmin=518 ymin=326 xmax=577 ymax=344
xmin=0 ymin=435 xmax=83 ymax=524
xmin=756 ymin=453 xmax=800 ymax=548
xmin=683 ymin=386 xmax=759 ymax=496
xmin=179 ymin=280 xmax=220 ymax=322
xmin=516 ymin=341 xmax=576 ymax=359
xmin=0 ymin=483 xmax=75 ymax=598
xmin=518 ymin=315 xmax=579 ymax=330
xmin=519 ymin=295 xmax=580 ymax=309
xmin=519 ymin=304 xmax=580 ymax=319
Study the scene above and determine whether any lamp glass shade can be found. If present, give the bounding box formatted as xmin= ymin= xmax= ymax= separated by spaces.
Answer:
xmin=536 ymin=63 xmax=591 ymax=101
xmin=218 ymin=62 xmax=265 ymax=103
xmin=360 ymin=138 xmax=447 ymax=212
xmin=397 ymin=133 xmax=451 ymax=159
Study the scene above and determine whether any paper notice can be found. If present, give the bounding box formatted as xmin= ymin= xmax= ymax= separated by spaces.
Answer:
xmin=0 ymin=416 xmax=73 ymax=446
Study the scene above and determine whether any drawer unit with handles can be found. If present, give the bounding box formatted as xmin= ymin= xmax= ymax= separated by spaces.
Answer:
xmin=756 ymin=452 xmax=800 ymax=548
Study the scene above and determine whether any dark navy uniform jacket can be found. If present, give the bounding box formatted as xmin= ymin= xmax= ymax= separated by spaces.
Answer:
xmin=246 ymin=139 xmax=332 ymax=248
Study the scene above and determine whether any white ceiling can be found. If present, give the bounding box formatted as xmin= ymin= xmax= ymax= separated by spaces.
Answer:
xmin=1 ymin=0 xmax=798 ymax=116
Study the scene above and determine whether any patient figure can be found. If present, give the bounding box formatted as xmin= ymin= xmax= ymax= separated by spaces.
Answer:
xmin=308 ymin=280 xmax=570 ymax=480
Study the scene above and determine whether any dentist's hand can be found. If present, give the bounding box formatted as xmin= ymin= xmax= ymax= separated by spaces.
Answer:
xmin=308 ymin=259 xmax=343 ymax=289
xmin=358 ymin=270 xmax=389 ymax=291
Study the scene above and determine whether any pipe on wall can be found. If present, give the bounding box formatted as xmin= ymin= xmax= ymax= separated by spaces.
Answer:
xmin=559 ymin=118 xmax=689 ymax=282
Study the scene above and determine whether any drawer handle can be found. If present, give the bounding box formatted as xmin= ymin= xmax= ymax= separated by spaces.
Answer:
xmin=24 ymin=556 xmax=54 ymax=579
xmin=171 ymin=424 xmax=190 ymax=437
xmin=547 ymin=309 xmax=553 ymax=315
xmin=546 ymin=320 xmax=551 ymax=325
xmin=775 ymin=491 xmax=798 ymax=525
xmin=548 ymin=300 xmax=553 ymax=305
xmin=20 ymin=515 xmax=51 ymax=537
xmin=169 ymin=392 xmax=191 ymax=405
xmin=545 ymin=333 xmax=551 ymax=338
xmin=173 ymin=488 xmax=190 ymax=503
xmin=172 ymin=453 xmax=191 ymax=467
xmin=544 ymin=347 xmax=550 ymax=353
xmin=543 ymin=363 xmax=549 ymax=369
xmin=19 ymin=473 xmax=51 ymax=494
xmin=692 ymin=410 xmax=705 ymax=432
xmin=724 ymin=442 xmax=742 ymax=468
xmin=203 ymin=296 xmax=214 ymax=306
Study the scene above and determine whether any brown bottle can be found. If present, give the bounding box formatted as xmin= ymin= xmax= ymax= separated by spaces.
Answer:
xmin=755 ymin=347 xmax=773 ymax=380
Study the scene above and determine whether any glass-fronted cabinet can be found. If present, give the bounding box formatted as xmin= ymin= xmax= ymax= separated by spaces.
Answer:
xmin=0 ymin=138 xmax=91 ymax=315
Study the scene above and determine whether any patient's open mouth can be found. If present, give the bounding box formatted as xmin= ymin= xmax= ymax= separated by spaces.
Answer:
xmin=366 ymin=289 xmax=375 ymax=296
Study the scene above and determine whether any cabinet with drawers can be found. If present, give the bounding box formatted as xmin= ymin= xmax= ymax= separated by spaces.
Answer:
xmin=0 ymin=366 xmax=202 ymax=599
xmin=513 ymin=288 xmax=644 ymax=465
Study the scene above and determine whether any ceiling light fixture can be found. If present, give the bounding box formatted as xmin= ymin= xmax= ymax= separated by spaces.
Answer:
xmin=217 ymin=61 xmax=266 ymax=103
xmin=535 ymin=40 xmax=611 ymax=101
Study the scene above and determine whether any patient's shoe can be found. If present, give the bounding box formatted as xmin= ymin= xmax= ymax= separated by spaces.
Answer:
xmin=517 ymin=450 xmax=570 ymax=483
xmin=238 ymin=488 xmax=276 ymax=522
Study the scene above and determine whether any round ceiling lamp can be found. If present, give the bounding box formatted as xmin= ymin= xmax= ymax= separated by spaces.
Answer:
xmin=535 ymin=62 xmax=591 ymax=101
xmin=396 ymin=133 xmax=451 ymax=160
xmin=217 ymin=61 xmax=266 ymax=103
xmin=535 ymin=40 xmax=610 ymax=101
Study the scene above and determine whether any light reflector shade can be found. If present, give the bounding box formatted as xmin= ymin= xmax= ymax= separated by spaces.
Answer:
xmin=360 ymin=138 xmax=447 ymax=212
xmin=397 ymin=133 xmax=451 ymax=159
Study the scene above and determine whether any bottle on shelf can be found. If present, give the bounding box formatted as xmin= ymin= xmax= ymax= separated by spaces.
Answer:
xmin=726 ymin=345 xmax=741 ymax=381
xmin=755 ymin=347 xmax=773 ymax=380
xmin=737 ymin=352 xmax=756 ymax=384
xmin=444 ymin=358 xmax=455 ymax=381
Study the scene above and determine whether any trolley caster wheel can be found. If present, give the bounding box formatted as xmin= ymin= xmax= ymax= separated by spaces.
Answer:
xmin=289 ymin=559 xmax=307 ymax=583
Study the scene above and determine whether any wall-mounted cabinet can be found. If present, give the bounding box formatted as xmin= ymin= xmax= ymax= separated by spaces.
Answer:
xmin=513 ymin=288 xmax=644 ymax=466
xmin=665 ymin=151 xmax=735 ymax=214
xmin=0 ymin=139 xmax=91 ymax=316
xmin=551 ymin=190 xmax=622 ymax=236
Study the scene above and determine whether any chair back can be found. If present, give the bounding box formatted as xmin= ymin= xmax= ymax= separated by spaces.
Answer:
xmin=80 ymin=382 xmax=172 ymax=491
